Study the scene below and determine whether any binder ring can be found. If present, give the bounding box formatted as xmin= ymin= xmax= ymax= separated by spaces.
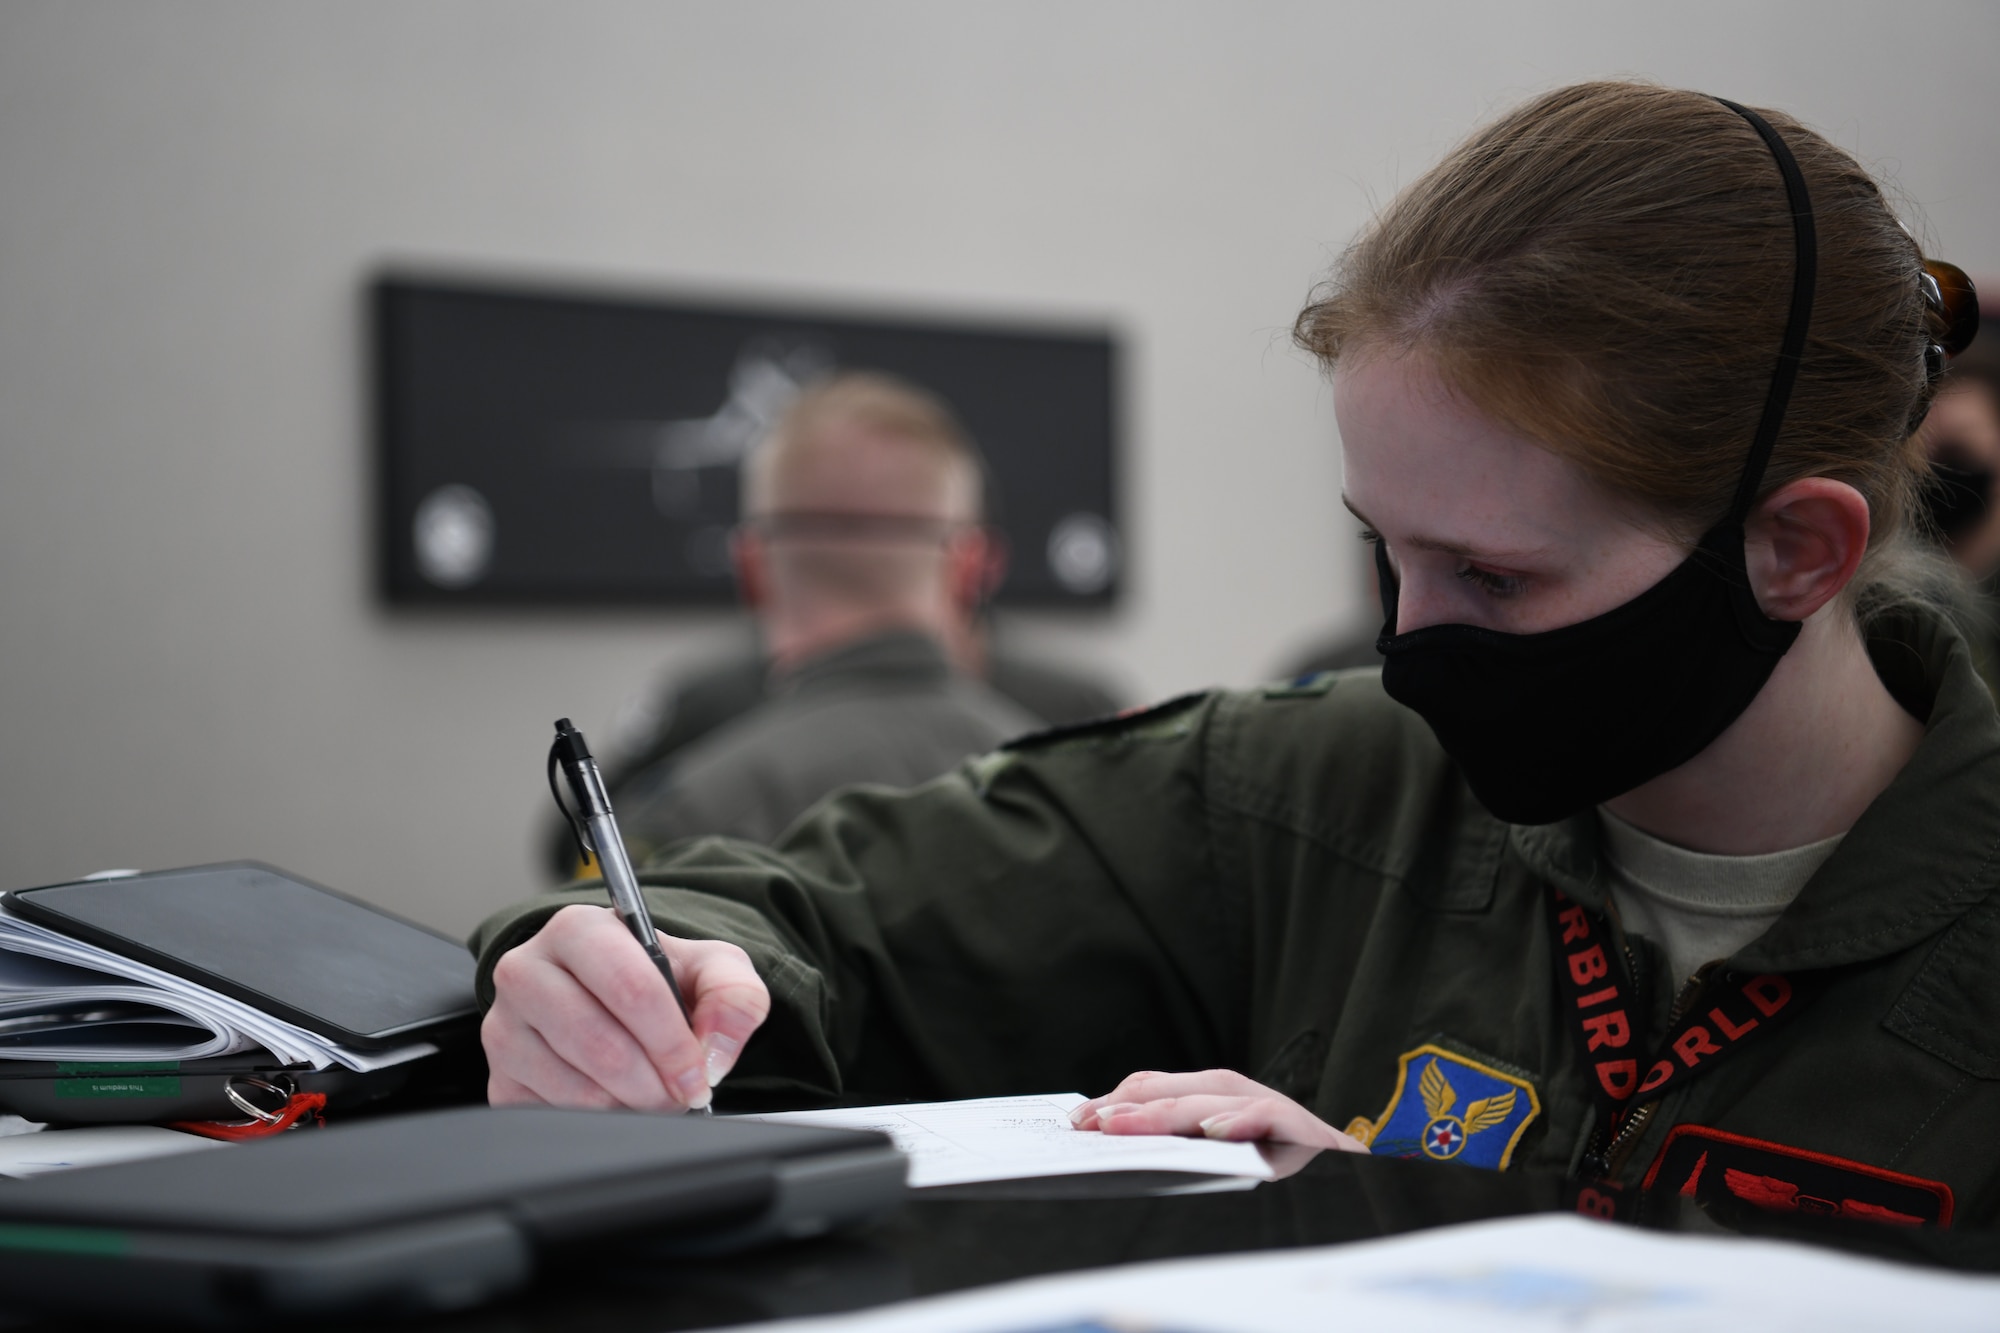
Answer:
xmin=223 ymin=1075 xmax=296 ymax=1126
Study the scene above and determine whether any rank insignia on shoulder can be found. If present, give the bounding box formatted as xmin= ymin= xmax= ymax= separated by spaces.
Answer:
xmin=1345 ymin=1043 xmax=1541 ymax=1171
xmin=1000 ymin=691 xmax=1209 ymax=751
xmin=1259 ymin=671 xmax=1338 ymax=699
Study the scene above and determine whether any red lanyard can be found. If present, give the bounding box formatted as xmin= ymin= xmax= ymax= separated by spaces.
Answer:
xmin=1547 ymin=889 xmax=1812 ymax=1158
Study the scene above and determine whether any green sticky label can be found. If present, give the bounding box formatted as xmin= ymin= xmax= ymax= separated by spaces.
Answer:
xmin=53 ymin=1062 xmax=179 ymax=1074
xmin=54 ymin=1076 xmax=180 ymax=1099
xmin=0 ymin=1224 xmax=129 ymax=1256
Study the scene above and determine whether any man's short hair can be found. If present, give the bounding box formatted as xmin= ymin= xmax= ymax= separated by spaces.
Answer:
xmin=742 ymin=372 xmax=985 ymax=523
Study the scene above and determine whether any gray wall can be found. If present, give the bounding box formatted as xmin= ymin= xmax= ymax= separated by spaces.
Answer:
xmin=2 ymin=1 xmax=1996 ymax=936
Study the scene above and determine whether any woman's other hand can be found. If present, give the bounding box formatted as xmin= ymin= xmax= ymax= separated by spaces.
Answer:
xmin=483 ymin=903 xmax=771 ymax=1111
xmin=1070 ymin=1069 xmax=1368 ymax=1177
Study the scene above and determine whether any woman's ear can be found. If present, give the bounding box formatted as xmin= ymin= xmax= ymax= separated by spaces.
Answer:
xmin=1745 ymin=477 xmax=1873 ymax=621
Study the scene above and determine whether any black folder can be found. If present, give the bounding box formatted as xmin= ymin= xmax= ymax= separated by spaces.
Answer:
xmin=0 ymin=1106 xmax=906 ymax=1321
xmin=7 ymin=861 xmax=478 ymax=1049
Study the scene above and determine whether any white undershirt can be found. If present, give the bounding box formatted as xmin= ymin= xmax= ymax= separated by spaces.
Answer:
xmin=1597 ymin=807 xmax=1844 ymax=992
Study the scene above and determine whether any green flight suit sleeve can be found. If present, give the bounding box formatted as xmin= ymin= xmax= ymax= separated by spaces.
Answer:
xmin=470 ymin=694 xmax=1244 ymax=1109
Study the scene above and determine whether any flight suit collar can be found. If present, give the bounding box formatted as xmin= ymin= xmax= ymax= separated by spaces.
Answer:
xmin=772 ymin=630 xmax=956 ymax=697
xmin=1507 ymin=606 xmax=2000 ymax=972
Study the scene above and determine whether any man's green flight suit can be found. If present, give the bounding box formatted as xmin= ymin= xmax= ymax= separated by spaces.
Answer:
xmin=473 ymin=607 xmax=2000 ymax=1225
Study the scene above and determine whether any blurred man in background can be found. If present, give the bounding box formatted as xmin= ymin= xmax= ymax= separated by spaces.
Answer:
xmin=1922 ymin=321 xmax=2000 ymax=574
xmin=566 ymin=372 xmax=1115 ymax=870
xmin=1272 ymin=547 xmax=1384 ymax=681
xmin=1919 ymin=304 xmax=2000 ymax=696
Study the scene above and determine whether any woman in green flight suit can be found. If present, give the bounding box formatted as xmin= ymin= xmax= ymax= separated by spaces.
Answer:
xmin=474 ymin=82 xmax=1999 ymax=1225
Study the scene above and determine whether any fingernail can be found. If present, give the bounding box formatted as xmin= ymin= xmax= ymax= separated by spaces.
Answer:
xmin=1199 ymin=1114 xmax=1239 ymax=1139
xmin=704 ymin=1034 xmax=742 ymax=1088
xmin=1068 ymin=1105 xmax=1094 ymax=1127
xmin=672 ymin=1066 xmax=711 ymax=1111
xmin=1096 ymin=1102 xmax=1139 ymax=1121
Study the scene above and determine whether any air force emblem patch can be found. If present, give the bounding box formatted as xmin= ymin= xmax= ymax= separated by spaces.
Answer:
xmin=1345 ymin=1044 xmax=1540 ymax=1170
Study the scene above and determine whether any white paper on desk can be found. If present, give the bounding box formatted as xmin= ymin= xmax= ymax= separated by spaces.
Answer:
xmin=0 ymin=1124 xmax=225 ymax=1178
xmin=740 ymin=1093 xmax=1274 ymax=1189
xmin=746 ymin=1212 xmax=2000 ymax=1333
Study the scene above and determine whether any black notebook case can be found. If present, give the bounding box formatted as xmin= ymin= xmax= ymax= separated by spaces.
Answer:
xmin=0 ymin=1052 xmax=424 ymax=1126
xmin=0 ymin=1106 xmax=907 ymax=1322
xmin=5 ymin=861 xmax=479 ymax=1049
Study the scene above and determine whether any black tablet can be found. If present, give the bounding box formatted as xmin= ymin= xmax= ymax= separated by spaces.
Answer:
xmin=6 ymin=861 xmax=478 ymax=1048
xmin=0 ymin=1106 xmax=906 ymax=1320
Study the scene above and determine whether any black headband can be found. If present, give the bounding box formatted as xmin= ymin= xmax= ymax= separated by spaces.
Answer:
xmin=1712 ymin=97 xmax=1819 ymax=527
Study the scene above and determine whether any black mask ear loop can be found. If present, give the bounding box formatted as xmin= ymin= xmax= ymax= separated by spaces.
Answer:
xmin=1710 ymin=98 xmax=1818 ymax=533
xmin=1375 ymin=98 xmax=1817 ymax=645
xmin=1699 ymin=98 xmax=1818 ymax=648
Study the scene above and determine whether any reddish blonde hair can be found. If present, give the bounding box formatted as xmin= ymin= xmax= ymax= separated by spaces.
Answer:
xmin=1296 ymin=82 xmax=1939 ymax=558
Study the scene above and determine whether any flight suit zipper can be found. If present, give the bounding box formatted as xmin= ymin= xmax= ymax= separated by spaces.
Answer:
xmin=1599 ymin=966 xmax=1711 ymax=1178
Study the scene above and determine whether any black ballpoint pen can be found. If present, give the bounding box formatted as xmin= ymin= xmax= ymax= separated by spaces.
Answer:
xmin=548 ymin=717 xmax=711 ymax=1113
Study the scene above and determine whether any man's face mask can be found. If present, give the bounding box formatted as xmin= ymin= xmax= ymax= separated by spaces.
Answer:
xmin=1923 ymin=450 xmax=1994 ymax=545
xmin=1371 ymin=98 xmax=1818 ymax=827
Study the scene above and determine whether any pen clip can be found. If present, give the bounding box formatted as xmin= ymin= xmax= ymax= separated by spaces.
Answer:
xmin=547 ymin=720 xmax=597 ymax=865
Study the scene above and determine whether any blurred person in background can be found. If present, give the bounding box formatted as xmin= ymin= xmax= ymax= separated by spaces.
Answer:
xmin=1918 ymin=303 xmax=2000 ymax=693
xmin=590 ymin=601 xmax=1120 ymax=863
xmin=1273 ymin=550 xmax=1386 ymax=679
xmin=586 ymin=373 xmax=1059 ymax=863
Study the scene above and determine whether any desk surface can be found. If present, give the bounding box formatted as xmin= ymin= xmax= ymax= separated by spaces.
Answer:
xmin=348 ymin=1149 xmax=1997 ymax=1333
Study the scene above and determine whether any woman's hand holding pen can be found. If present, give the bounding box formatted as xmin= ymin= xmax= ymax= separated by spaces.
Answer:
xmin=1070 ymin=1069 xmax=1369 ymax=1177
xmin=483 ymin=904 xmax=771 ymax=1112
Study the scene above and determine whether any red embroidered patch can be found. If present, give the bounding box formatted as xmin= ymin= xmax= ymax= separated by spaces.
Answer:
xmin=1643 ymin=1125 xmax=1953 ymax=1228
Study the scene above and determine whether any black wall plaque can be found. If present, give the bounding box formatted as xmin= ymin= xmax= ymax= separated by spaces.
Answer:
xmin=373 ymin=276 xmax=1121 ymax=607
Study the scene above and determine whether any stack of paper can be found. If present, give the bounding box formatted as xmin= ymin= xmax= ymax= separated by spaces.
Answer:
xmin=742 ymin=1093 xmax=1276 ymax=1189
xmin=0 ymin=901 xmax=431 ymax=1072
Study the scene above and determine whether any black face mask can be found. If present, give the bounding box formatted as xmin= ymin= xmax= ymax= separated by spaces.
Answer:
xmin=1374 ymin=98 xmax=1816 ymax=826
